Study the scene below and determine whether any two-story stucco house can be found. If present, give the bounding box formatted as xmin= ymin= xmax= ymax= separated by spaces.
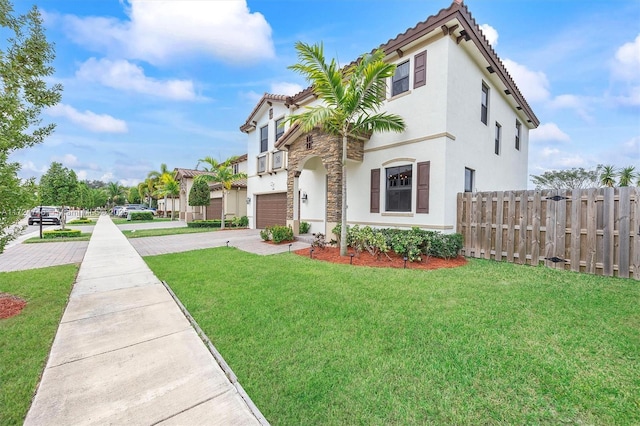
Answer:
xmin=241 ymin=0 xmax=538 ymax=237
xmin=174 ymin=154 xmax=248 ymax=222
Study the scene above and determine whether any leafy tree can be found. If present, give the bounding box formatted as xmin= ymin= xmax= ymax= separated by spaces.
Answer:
xmin=286 ymin=42 xmax=406 ymax=255
xmin=148 ymin=163 xmax=171 ymax=217
xmin=138 ymin=177 xmax=155 ymax=208
xmin=77 ymin=182 xmax=108 ymax=210
xmin=188 ymin=176 xmax=211 ymax=220
xmin=39 ymin=162 xmax=79 ymax=229
xmin=600 ymin=165 xmax=617 ymax=188
xmin=530 ymin=167 xmax=601 ymax=190
xmin=618 ymin=166 xmax=636 ymax=187
xmin=155 ymin=174 xmax=180 ymax=220
xmin=127 ymin=186 xmax=141 ymax=204
xmin=0 ymin=0 xmax=62 ymax=252
xmin=106 ymin=181 xmax=126 ymax=207
xmin=196 ymin=156 xmax=247 ymax=229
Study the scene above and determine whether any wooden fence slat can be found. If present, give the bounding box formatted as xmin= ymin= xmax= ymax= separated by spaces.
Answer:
xmin=464 ymin=192 xmax=472 ymax=257
xmin=506 ymin=191 xmax=516 ymax=262
xmin=603 ymin=187 xmax=615 ymax=277
xmin=586 ymin=188 xmax=597 ymax=274
xmin=618 ymin=187 xmax=631 ymax=278
xmin=545 ymin=190 xmax=557 ymax=269
xmin=495 ymin=192 xmax=504 ymax=262
xmin=570 ymin=189 xmax=581 ymax=272
xmin=556 ymin=190 xmax=567 ymax=270
xmin=531 ymin=191 xmax=541 ymax=265
xmin=518 ymin=191 xmax=527 ymax=265
xmin=483 ymin=192 xmax=493 ymax=260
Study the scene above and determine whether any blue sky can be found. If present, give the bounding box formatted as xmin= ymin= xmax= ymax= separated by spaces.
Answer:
xmin=10 ymin=0 xmax=640 ymax=187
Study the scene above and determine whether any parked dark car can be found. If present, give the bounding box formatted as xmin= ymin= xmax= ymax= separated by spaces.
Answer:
xmin=28 ymin=206 xmax=61 ymax=225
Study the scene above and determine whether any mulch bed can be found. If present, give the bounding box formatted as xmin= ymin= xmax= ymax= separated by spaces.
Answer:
xmin=294 ymin=246 xmax=467 ymax=270
xmin=0 ymin=293 xmax=27 ymax=320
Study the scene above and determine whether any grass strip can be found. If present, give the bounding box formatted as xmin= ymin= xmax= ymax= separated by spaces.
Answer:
xmin=0 ymin=265 xmax=78 ymax=425
xmin=145 ymin=249 xmax=640 ymax=425
xmin=121 ymin=227 xmax=217 ymax=238
xmin=110 ymin=217 xmax=173 ymax=225
xmin=23 ymin=234 xmax=92 ymax=243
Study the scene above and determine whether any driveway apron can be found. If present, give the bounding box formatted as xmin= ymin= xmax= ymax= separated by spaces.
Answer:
xmin=24 ymin=215 xmax=266 ymax=425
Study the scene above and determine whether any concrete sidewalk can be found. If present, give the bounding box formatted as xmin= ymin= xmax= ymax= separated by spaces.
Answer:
xmin=25 ymin=215 xmax=267 ymax=425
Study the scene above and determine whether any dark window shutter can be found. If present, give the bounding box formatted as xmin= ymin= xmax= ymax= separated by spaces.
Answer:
xmin=416 ymin=161 xmax=430 ymax=213
xmin=414 ymin=51 xmax=427 ymax=88
xmin=370 ymin=168 xmax=380 ymax=213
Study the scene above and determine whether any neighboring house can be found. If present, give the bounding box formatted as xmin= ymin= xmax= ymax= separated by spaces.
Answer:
xmin=240 ymin=0 xmax=539 ymax=236
xmin=174 ymin=155 xmax=249 ymax=222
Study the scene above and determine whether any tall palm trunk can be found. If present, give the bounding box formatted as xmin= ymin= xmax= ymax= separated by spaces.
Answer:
xmin=171 ymin=196 xmax=175 ymax=220
xmin=340 ymin=129 xmax=348 ymax=256
xmin=220 ymin=191 xmax=226 ymax=229
xmin=164 ymin=195 xmax=168 ymax=217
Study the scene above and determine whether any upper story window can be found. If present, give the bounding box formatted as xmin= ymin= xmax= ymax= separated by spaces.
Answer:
xmin=232 ymin=163 xmax=239 ymax=174
xmin=260 ymin=125 xmax=268 ymax=153
xmin=386 ymin=165 xmax=412 ymax=212
xmin=515 ymin=120 xmax=521 ymax=151
xmin=391 ymin=60 xmax=410 ymax=97
xmin=481 ymin=83 xmax=489 ymax=125
xmin=275 ymin=117 xmax=285 ymax=142
xmin=495 ymin=122 xmax=501 ymax=155
xmin=273 ymin=151 xmax=284 ymax=169
xmin=465 ymin=168 xmax=475 ymax=192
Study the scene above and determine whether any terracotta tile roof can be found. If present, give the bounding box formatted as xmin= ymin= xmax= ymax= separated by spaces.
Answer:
xmin=239 ymin=94 xmax=290 ymax=133
xmin=273 ymin=0 xmax=539 ymax=128
xmin=209 ymin=178 xmax=248 ymax=191
xmin=174 ymin=168 xmax=216 ymax=179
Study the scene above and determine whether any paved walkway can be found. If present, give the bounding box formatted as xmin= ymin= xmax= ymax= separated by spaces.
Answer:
xmin=24 ymin=215 xmax=268 ymax=425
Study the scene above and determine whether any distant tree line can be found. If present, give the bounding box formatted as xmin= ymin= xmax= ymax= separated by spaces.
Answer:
xmin=530 ymin=165 xmax=639 ymax=190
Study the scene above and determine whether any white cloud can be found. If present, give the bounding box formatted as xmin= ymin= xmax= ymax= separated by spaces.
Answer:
xmin=479 ymin=24 xmax=498 ymax=47
xmin=21 ymin=161 xmax=48 ymax=175
xmin=76 ymin=170 xmax=88 ymax=180
xmin=503 ymin=59 xmax=550 ymax=103
xmin=548 ymin=94 xmax=593 ymax=121
xmin=100 ymin=172 xmax=114 ymax=182
xmin=77 ymin=58 xmax=197 ymax=101
xmin=51 ymin=153 xmax=80 ymax=167
xmin=47 ymin=103 xmax=128 ymax=133
xmin=614 ymin=85 xmax=640 ymax=107
xmin=612 ymin=34 xmax=640 ymax=81
xmin=270 ymin=82 xmax=304 ymax=96
xmin=530 ymin=122 xmax=571 ymax=143
xmin=541 ymin=147 xmax=560 ymax=157
xmin=63 ymin=0 xmax=274 ymax=65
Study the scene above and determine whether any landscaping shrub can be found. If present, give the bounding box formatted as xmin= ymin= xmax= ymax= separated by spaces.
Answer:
xmin=260 ymin=225 xmax=294 ymax=244
xmin=68 ymin=217 xmax=92 ymax=224
xmin=42 ymin=229 xmax=82 ymax=239
xmin=332 ymin=224 xmax=462 ymax=261
xmin=129 ymin=211 xmax=154 ymax=221
xmin=187 ymin=219 xmax=233 ymax=228
xmin=232 ymin=216 xmax=249 ymax=228
xmin=299 ymin=221 xmax=311 ymax=234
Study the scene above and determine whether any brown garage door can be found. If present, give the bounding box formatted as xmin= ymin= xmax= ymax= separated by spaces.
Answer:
xmin=256 ymin=192 xmax=286 ymax=228
xmin=206 ymin=199 xmax=222 ymax=220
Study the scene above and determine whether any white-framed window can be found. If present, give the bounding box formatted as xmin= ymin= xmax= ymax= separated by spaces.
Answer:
xmin=386 ymin=164 xmax=412 ymax=212
xmin=481 ymin=83 xmax=489 ymax=125
xmin=260 ymin=125 xmax=268 ymax=153
xmin=495 ymin=122 xmax=501 ymax=155
xmin=391 ymin=60 xmax=410 ymax=97
xmin=275 ymin=117 xmax=285 ymax=141
xmin=464 ymin=168 xmax=475 ymax=192
xmin=515 ymin=120 xmax=521 ymax=151
xmin=232 ymin=163 xmax=239 ymax=174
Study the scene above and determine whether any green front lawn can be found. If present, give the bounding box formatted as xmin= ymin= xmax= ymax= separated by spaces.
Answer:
xmin=23 ymin=233 xmax=92 ymax=243
xmin=145 ymin=249 xmax=639 ymax=425
xmin=110 ymin=217 xmax=174 ymax=225
xmin=0 ymin=265 xmax=77 ymax=425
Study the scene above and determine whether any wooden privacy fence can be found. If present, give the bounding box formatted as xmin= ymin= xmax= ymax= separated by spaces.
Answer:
xmin=456 ymin=187 xmax=640 ymax=279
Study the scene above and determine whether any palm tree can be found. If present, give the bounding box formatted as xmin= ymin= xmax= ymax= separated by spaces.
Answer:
xmin=286 ymin=41 xmax=406 ymax=256
xmin=155 ymin=175 xmax=180 ymax=220
xmin=138 ymin=177 xmax=155 ymax=208
xmin=196 ymin=156 xmax=247 ymax=229
xmin=106 ymin=182 xmax=125 ymax=208
xmin=618 ymin=166 xmax=636 ymax=187
xmin=148 ymin=163 xmax=171 ymax=217
xmin=599 ymin=165 xmax=617 ymax=188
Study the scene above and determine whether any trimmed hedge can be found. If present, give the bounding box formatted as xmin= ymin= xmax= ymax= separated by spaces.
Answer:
xmin=128 ymin=211 xmax=154 ymax=221
xmin=188 ymin=219 xmax=233 ymax=228
xmin=68 ymin=218 xmax=92 ymax=224
xmin=42 ymin=229 xmax=82 ymax=239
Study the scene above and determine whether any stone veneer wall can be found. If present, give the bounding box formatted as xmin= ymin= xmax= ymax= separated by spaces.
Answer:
xmin=285 ymin=128 xmax=364 ymax=222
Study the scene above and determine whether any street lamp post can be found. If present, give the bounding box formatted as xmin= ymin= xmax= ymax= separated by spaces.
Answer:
xmin=39 ymin=205 xmax=43 ymax=239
